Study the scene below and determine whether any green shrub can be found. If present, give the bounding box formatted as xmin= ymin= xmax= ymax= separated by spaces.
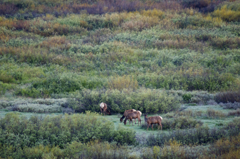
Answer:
xmin=173 ymin=16 xmax=215 ymax=29
xmin=182 ymin=93 xmax=192 ymax=103
xmin=0 ymin=82 xmax=15 ymax=95
xmin=0 ymin=112 xmax=136 ymax=153
xmin=6 ymin=104 xmax=62 ymax=113
xmin=0 ymin=140 xmax=131 ymax=159
xmin=146 ymin=126 xmax=223 ymax=146
xmin=69 ymin=88 xmax=180 ymax=114
xmin=213 ymin=5 xmax=240 ymax=22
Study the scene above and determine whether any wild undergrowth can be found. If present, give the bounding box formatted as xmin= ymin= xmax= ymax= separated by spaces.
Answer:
xmin=1 ymin=0 xmax=240 ymax=158
xmin=141 ymin=116 xmax=203 ymax=131
xmin=142 ymin=133 xmax=240 ymax=159
xmin=0 ymin=1 xmax=240 ymax=98
xmin=146 ymin=117 xmax=240 ymax=147
xmin=0 ymin=112 xmax=136 ymax=152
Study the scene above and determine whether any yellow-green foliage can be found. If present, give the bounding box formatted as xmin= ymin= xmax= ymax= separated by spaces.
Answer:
xmin=0 ymin=63 xmax=45 ymax=83
xmin=102 ymin=10 xmax=163 ymax=31
xmin=204 ymin=14 xmax=223 ymax=25
xmin=1 ymin=140 xmax=130 ymax=159
xmin=145 ymin=132 xmax=240 ymax=159
xmin=205 ymin=133 xmax=240 ymax=159
xmin=153 ymin=140 xmax=184 ymax=159
xmin=141 ymin=9 xmax=164 ymax=18
xmin=213 ymin=5 xmax=240 ymax=22
xmin=104 ymin=10 xmax=164 ymax=31
xmin=0 ymin=112 xmax=136 ymax=158
xmin=0 ymin=82 xmax=15 ymax=95
xmin=108 ymin=75 xmax=138 ymax=90
xmin=42 ymin=14 xmax=55 ymax=21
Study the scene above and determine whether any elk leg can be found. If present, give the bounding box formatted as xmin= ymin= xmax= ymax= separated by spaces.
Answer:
xmin=120 ymin=115 xmax=125 ymax=122
xmin=160 ymin=122 xmax=162 ymax=130
xmin=152 ymin=124 xmax=153 ymax=130
xmin=147 ymin=124 xmax=149 ymax=131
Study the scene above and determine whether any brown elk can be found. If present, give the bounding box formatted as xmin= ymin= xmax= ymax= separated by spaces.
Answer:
xmin=120 ymin=109 xmax=136 ymax=123
xmin=124 ymin=111 xmax=142 ymax=126
xmin=100 ymin=102 xmax=111 ymax=115
xmin=144 ymin=114 xmax=163 ymax=131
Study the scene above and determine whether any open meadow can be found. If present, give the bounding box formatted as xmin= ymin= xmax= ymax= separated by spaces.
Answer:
xmin=1 ymin=0 xmax=240 ymax=158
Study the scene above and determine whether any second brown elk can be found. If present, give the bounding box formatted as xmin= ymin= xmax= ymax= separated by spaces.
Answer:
xmin=120 ymin=109 xmax=136 ymax=122
xmin=124 ymin=111 xmax=142 ymax=126
xmin=144 ymin=114 xmax=163 ymax=130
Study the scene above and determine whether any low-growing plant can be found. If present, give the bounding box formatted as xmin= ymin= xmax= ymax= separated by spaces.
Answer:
xmin=146 ymin=126 xmax=223 ymax=146
xmin=0 ymin=140 xmax=131 ymax=159
xmin=0 ymin=112 xmax=136 ymax=154
xmin=141 ymin=116 xmax=203 ymax=130
xmin=146 ymin=118 xmax=240 ymax=147
xmin=219 ymin=102 xmax=240 ymax=109
xmin=207 ymin=99 xmax=218 ymax=105
xmin=215 ymin=91 xmax=240 ymax=103
xmin=107 ymin=75 xmax=138 ymax=90
xmin=176 ymin=110 xmax=194 ymax=117
xmin=6 ymin=104 xmax=62 ymax=113
xmin=228 ymin=109 xmax=240 ymax=116
xmin=62 ymin=107 xmax=75 ymax=115
xmin=182 ymin=93 xmax=192 ymax=103
xmin=143 ymin=133 xmax=240 ymax=159
xmin=0 ymin=82 xmax=15 ymax=95
xmin=206 ymin=108 xmax=227 ymax=118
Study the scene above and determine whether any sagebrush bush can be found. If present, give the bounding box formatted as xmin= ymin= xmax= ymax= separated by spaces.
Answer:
xmin=220 ymin=102 xmax=240 ymax=110
xmin=228 ymin=109 xmax=240 ymax=116
xmin=215 ymin=91 xmax=240 ymax=103
xmin=206 ymin=108 xmax=226 ymax=118
xmin=6 ymin=104 xmax=62 ymax=113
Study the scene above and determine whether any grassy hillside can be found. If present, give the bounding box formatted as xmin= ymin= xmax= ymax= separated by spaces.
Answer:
xmin=1 ymin=0 xmax=240 ymax=99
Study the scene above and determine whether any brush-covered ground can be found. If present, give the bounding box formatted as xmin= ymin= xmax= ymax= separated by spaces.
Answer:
xmin=1 ymin=0 xmax=240 ymax=158
xmin=1 ymin=99 xmax=240 ymax=158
